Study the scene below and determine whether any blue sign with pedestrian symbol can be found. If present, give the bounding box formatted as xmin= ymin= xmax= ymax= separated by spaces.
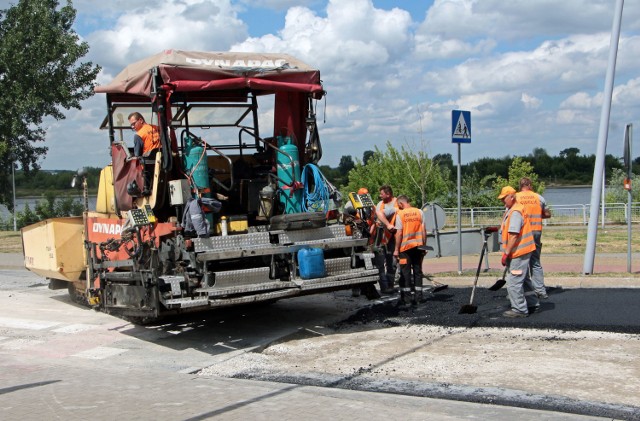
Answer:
xmin=452 ymin=110 xmax=471 ymax=143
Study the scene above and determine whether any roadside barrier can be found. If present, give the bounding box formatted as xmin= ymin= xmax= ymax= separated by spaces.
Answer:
xmin=443 ymin=202 xmax=640 ymax=227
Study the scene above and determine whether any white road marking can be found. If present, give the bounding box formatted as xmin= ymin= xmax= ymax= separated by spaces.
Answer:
xmin=0 ymin=316 xmax=61 ymax=330
xmin=0 ymin=339 xmax=45 ymax=350
xmin=52 ymin=323 xmax=98 ymax=334
xmin=72 ymin=346 xmax=128 ymax=360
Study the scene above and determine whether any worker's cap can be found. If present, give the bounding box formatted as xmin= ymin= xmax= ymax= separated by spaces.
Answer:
xmin=497 ymin=186 xmax=516 ymax=199
xmin=357 ymin=187 xmax=369 ymax=195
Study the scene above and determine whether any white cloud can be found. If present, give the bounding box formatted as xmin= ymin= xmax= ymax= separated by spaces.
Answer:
xmin=419 ymin=0 xmax=623 ymax=41
xmin=521 ymin=93 xmax=542 ymax=109
xmin=86 ymin=0 xmax=247 ymax=74
xmin=4 ymin=0 xmax=638 ymax=170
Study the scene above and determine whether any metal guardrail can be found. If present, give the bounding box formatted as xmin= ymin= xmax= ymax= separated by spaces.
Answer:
xmin=443 ymin=202 xmax=640 ymax=227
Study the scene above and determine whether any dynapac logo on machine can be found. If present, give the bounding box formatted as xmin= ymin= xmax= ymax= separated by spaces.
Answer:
xmin=186 ymin=58 xmax=288 ymax=68
xmin=91 ymin=222 xmax=123 ymax=236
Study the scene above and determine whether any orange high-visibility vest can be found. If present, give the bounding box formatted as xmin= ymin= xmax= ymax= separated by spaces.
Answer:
xmin=136 ymin=123 xmax=161 ymax=155
xmin=500 ymin=203 xmax=536 ymax=258
xmin=516 ymin=191 xmax=543 ymax=232
xmin=397 ymin=206 xmax=425 ymax=252
xmin=377 ymin=197 xmax=399 ymax=245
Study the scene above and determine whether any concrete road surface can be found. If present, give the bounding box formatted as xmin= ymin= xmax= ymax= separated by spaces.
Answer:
xmin=1 ymin=253 xmax=639 ymax=419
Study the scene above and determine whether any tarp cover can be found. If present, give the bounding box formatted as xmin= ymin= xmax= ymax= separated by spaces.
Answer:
xmin=95 ymin=50 xmax=323 ymax=97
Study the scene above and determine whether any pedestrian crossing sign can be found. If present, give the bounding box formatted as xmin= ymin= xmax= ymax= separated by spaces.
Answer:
xmin=452 ymin=110 xmax=471 ymax=143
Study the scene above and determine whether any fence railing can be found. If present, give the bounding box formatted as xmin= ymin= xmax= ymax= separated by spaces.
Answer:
xmin=442 ymin=202 xmax=640 ymax=228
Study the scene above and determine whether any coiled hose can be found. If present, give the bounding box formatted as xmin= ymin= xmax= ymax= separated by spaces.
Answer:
xmin=301 ymin=164 xmax=331 ymax=212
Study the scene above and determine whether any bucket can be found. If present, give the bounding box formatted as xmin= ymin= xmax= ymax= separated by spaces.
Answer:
xmin=298 ymin=247 xmax=325 ymax=279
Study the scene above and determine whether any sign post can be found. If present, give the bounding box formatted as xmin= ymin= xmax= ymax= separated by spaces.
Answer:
xmin=452 ymin=110 xmax=471 ymax=274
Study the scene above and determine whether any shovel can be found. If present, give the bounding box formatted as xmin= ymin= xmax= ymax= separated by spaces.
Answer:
xmin=488 ymin=266 xmax=508 ymax=291
xmin=423 ymin=275 xmax=449 ymax=293
xmin=459 ymin=235 xmax=488 ymax=314
xmin=431 ymin=280 xmax=449 ymax=293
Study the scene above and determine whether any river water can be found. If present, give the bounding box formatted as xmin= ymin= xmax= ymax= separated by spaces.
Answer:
xmin=542 ymin=186 xmax=593 ymax=206
xmin=1 ymin=187 xmax=594 ymax=219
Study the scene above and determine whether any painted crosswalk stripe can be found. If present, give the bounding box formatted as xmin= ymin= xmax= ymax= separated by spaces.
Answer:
xmin=52 ymin=324 xmax=98 ymax=334
xmin=0 ymin=316 xmax=61 ymax=330
xmin=72 ymin=346 xmax=128 ymax=360
xmin=0 ymin=339 xmax=45 ymax=350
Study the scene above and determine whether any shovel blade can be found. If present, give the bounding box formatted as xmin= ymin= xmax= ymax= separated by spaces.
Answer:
xmin=432 ymin=284 xmax=448 ymax=293
xmin=488 ymin=279 xmax=506 ymax=291
xmin=458 ymin=304 xmax=478 ymax=314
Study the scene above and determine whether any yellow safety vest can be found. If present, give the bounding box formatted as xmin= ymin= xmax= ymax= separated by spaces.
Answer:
xmin=515 ymin=191 xmax=543 ymax=232
xmin=398 ymin=206 xmax=425 ymax=252
xmin=500 ymin=203 xmax=536 ymax=258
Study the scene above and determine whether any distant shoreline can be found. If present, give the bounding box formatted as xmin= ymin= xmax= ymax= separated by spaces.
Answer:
xmin=545 ymin=185 xmax=592 ymax=189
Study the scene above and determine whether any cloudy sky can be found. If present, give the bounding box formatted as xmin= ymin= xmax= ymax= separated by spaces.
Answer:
xmin=3 ymin=0 xmax=640 ymax=170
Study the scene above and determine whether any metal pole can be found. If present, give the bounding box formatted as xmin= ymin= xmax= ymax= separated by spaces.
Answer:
xmin=601 ymin=174 xmax=605 ymax=229
xmin=627 ymin=124 xmax=633 ymax=273
xmin=583 ymin=0 xmax=624 ymax=274
xmin=457 ymin=143 xmax=462 ymax=275
xmin=12 ymin=162 xmax=17 ymax=232
xmin=628 ymin=194 xmax=632 ymax=273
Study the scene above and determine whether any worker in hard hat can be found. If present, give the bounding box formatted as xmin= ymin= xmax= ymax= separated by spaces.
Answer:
xmin=497 ymin=186 xmax=539 ymax=318
xmin=516 ymin=177 xmax=552 ymax=299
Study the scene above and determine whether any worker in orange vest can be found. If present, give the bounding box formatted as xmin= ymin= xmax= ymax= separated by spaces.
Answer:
xmin=393 ymin=195 xmax=427 ymax=306
xmin=374 ymin=185 xmax=400 ymax=294
xmin=516 ymin=177 xmax=551 ymax=299
xmin=128 ymin=112 xmax=161 ymax=157
xmin=498 ymin=186 xmax=539 ymax=317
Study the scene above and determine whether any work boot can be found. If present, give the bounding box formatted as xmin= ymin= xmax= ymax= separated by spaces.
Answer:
xmin=381 ymin=288 xmax=395 ymax=295
xmin=415 ymin=290 xmax=427 ymax=304
xmin=397 ymin=291 xmax=411 ymax=307
xmin=503 ymin=309 xmax=528 ymax=318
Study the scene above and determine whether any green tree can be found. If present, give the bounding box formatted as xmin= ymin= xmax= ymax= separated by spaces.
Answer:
xmin=345 ymin=141 xmax=450 ymax=207
xmin=493 ymin=157 xmax=545 ymax=197
xmin=362 ymin=150 xmax=375 ymax=165
xmin=0 ymin=0 xmax=101 ymax=209
xmin=338 ymin=155 xmax=355 ymax=175
xmin=559 ymin=148 xmax=580 ymax=159
xmin=605 ymin=168 xmax=640 ymax=203
xmin=16 ymin=203 xmax=39 ymax=228
xmin=440 ymin=169 xmax=497 ymax=208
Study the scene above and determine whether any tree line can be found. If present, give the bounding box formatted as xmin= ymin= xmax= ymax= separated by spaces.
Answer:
xmin=9 ymin=146 xmax=640 ymax=204
xmin=327 ymin=146 xmax=639 ymax=190
xmin=336 ymin=145 xmax=640 ymax=208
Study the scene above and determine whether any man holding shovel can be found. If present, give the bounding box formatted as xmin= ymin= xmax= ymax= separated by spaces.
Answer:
xmin=498 ymin=186 xmax=539 ymax=318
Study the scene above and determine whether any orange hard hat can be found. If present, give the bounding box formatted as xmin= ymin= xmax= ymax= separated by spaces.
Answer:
xmin=357 ymin=187 xmax=369 ymax=195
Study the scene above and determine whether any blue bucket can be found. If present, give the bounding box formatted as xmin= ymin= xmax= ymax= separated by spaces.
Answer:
xmin=298 ymin=247 xmax=325 ymax=279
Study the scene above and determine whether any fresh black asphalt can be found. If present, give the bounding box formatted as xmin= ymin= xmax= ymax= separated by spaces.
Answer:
xmin=337 ymin=287 xmax=640 ymax=334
